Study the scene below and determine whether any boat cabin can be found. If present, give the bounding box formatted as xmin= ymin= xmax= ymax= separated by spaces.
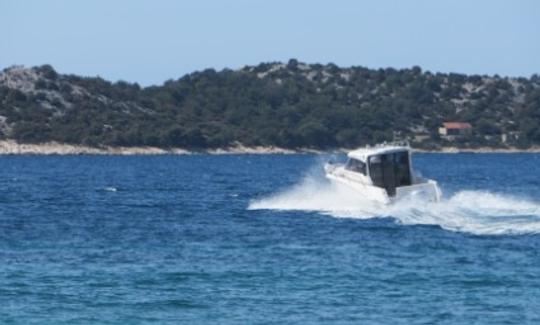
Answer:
xmin=345 ymin=146 xmax=413 ymax=196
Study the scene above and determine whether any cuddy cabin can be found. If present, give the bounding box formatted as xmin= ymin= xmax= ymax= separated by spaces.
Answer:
xmin=325 ymin=144 xmax=441 ymax=203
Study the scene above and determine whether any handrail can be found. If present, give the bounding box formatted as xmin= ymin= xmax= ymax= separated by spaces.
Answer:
xmin=366 ymin=140 xmax=410 ymax=149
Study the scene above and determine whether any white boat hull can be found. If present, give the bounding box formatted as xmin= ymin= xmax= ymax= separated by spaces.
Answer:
xmin=325 ymin=164 xmax=441 ymax=204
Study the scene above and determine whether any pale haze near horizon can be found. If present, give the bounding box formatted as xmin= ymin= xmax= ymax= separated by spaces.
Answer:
xmin=1 ymin=0 xmax=539 ymax=86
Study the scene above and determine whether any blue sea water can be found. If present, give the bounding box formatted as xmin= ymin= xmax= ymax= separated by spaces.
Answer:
xmin=1 ymin=153 xmax=540 ymax=324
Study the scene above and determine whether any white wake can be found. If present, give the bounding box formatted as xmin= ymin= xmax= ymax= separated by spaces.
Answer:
xmin=248 ymin=173 xmax=540 ymax=235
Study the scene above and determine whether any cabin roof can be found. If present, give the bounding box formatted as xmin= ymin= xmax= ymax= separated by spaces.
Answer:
xmin=347 ymin=145 xmax=410 ymax=161
xmin=442 ymin=122 xmax=472 ymax=129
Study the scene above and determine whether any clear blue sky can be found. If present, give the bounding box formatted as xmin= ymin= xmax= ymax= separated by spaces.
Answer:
xmin=1 ymin=0 xmax=539 ymax=86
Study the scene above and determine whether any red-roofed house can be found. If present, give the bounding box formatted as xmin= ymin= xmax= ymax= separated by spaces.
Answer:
xmin=439 ymin=122 xmax=472 ymax=137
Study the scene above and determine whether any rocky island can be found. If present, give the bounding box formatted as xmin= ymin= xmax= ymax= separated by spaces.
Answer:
xmin=1 ymin=60 xmax=539 ymax=154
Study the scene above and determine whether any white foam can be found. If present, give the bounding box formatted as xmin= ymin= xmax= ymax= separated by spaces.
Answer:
xmin=248 ymin=173 xmax=540 ymax=236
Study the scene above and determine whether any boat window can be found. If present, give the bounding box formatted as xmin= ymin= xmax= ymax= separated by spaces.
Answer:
xmin=345 ymin=158 xmax=366 ymax=175
xmin=394 ymin=151 xmax=411 ymax=187
xmin=368 ymin=156 xmax=383 ymax=187
xmin=381 ymin=154 xmax=397 ymax=196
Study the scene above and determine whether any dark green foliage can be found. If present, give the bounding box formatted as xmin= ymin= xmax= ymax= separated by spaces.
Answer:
xmin=0 ymin=62 xmax=539 ymax=149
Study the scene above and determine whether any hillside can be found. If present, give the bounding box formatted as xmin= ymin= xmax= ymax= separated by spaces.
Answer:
xmin=1 ymin=60 xmax=539 ymax=150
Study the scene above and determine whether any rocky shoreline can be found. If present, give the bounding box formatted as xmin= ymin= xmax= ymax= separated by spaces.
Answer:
xmin=1 ymin=140 xmax=540 ymax=155
xmin=415 ymin=147 xmax=540 ymax=154
xmin=0 ymin=140 xmax=307 ymax=155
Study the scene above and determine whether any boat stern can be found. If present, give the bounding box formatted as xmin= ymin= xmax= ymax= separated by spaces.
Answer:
xmin=395 ymin=180 xmax=441 ymax=202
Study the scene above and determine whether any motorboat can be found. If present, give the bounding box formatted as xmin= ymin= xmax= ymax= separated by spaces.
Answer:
xmin=325 ymin=142 xmax=441 ymax=204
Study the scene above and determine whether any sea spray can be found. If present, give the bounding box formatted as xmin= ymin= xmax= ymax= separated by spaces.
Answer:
xmin=249 ymin=171 xmax=540 ymax=235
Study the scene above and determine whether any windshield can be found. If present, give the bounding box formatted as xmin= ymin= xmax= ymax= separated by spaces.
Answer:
xmin=345 ymin=158 xmax=366 ymax=175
